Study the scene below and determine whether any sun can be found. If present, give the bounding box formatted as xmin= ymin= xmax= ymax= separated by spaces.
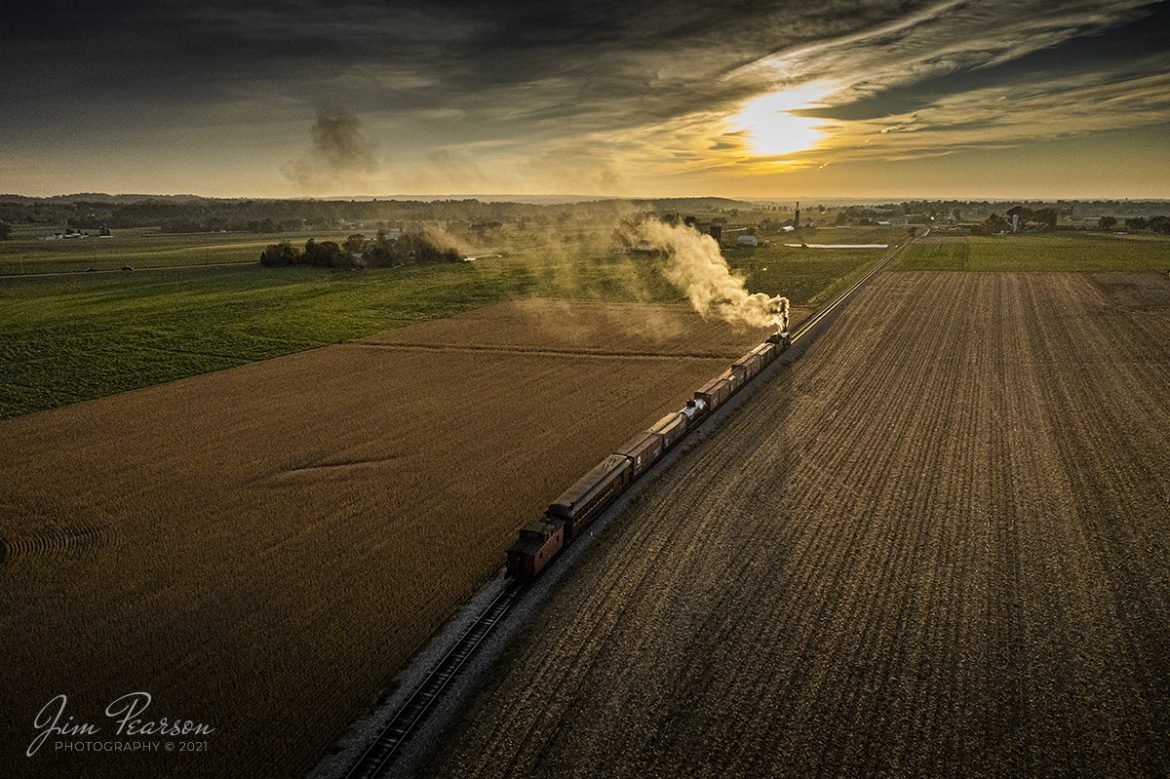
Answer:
xmin=733 ymin=83 xmax=831 ymax=159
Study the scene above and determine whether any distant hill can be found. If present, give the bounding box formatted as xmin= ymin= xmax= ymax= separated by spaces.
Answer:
xmin=0 ymin=193 xmax=216 ymax=204
xmin=3 ymin=192 xmax=1167 ymax=207
xmin=642 ymin=197 xmax=757 ymax=210
xmin=0 ymin=193 xmax=760 ymax=209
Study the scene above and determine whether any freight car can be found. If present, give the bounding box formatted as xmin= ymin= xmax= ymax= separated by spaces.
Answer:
xmin=615 ymin=430 xmax=667 ymax=478
xmin=548 ymin=454 xmax=633 ymax=542
xmin=694 ymin=372 xmax=737 ymax=411
xmin=648 ymin=411 xmax=688 ymax=449
xmin=505 ymin=331 xmax=790 ymax=580
xmin=506 ymin=519 xmax=564 ymax=579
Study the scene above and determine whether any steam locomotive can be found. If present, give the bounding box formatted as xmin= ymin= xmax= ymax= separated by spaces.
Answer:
xmin=506 ymin=331 xmax=791 ymax=580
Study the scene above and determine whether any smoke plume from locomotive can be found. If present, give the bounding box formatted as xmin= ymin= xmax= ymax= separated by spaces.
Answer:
xmin=632 ymin=219 xmax=789 ymax=332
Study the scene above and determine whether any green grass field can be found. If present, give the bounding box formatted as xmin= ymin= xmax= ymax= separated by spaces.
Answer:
xmin=0 ymin=229 xmax=357 ymax=275
xmin=896 ymin=232 xmax=1170 ymax=272
xmin=0 ymin=261 xmax=537 ymax=418
xmin=0 ymin=227 xmax=901 ymax=419
xmin=732 ymin=226 xmax=906 ymax=305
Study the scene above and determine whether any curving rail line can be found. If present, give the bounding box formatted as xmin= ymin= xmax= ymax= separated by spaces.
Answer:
xmin=339 ymin=230 xmax=922 ymax=779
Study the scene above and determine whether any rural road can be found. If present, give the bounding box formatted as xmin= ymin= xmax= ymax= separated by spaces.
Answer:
xmin=0 ymin=260 xmax=253 ymax=279
xmin=422 ymin=271 xmax=1170 ymax=778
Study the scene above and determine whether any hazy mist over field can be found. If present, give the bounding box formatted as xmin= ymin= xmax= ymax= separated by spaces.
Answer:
xmin=3 ymin=1 xmax=1169 ymax=198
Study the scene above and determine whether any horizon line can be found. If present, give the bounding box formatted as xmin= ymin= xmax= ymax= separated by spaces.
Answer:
xmin=4 ymin=192 xmax=1169 ymax=204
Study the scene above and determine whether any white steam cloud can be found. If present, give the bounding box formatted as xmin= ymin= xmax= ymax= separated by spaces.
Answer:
xmin=631 ymin=218 xmax=788 ymax=332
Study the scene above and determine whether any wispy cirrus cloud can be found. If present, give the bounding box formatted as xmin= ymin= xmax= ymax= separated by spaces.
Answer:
xmin=734 ymin=0 xmax=1157 ymax=101
xmin=1 ymin=0 xmax=1167 ymax=196
xmin=819 ymin=67 xmax=1170 ymax=162
xmin=600 ymin=0 xmax=1169 ymax=180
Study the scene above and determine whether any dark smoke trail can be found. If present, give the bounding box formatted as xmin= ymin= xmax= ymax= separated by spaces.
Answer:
xmin=283 ymin=106 xmax=377 ymax=189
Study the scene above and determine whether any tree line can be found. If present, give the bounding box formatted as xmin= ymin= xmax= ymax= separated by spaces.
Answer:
xmin=970 ymin=208 xmax=1170 ymax=235
xmin=971 ymin=206 xmax=1058 ymax=234
xmin=259 ymin=230 xmax=461 ymax=269
xmin=1097 ymin=215 xmax=1170 ymax=233
xmin=0 ymin=197 xmax=548 ymax=234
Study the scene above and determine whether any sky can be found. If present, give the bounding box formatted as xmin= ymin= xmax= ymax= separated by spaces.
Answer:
xmin=2 ymin=0 xmax=1168 ymax=200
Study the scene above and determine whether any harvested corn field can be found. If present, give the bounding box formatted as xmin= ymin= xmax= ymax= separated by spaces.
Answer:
xmin=359 ymin=298 xmax=809 ymax=356
xmin=0 ymin=299 xmax=770 ymax=778
xmin=427 ymin=272 xmax=1170 ymax=778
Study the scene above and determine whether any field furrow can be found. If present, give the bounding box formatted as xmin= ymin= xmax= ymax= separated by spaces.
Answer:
xmin=427 ymin=271 xmax=1170 ymax=778
xmin=0 ymin=300 xmax=769 ymax=778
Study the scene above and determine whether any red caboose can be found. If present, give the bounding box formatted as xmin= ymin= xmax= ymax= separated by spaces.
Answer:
xmin=506 ymin=518 xmax=565 ymax=580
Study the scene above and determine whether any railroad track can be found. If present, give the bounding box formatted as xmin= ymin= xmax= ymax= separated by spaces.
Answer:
xmin=791 ymin=231 xmax=923 ymax=344
xmin=339 ymin=230 xmax=921 ymax=779
xmin=343 ymin=584 xmax=522 ymax=779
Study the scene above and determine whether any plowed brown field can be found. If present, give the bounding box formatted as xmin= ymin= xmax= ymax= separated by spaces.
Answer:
xmin=359 ymin=298 xmax=809 ymax=357
xmin=0 ymin=300 xmax=772 ymax=778
xmin=428 ymin=272 xmax=1170 ymax=778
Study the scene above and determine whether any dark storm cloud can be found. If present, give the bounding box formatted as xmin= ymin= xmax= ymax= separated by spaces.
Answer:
xmin=796 ymin=0 xmax=1170 ymax=122
xmin=0 ymin=0 xmax=924 ymax=135
xmin=3 ymin=0 xmax=1168 ymax=194
xmin=4 ymin=1 xmax=1161 ymax=129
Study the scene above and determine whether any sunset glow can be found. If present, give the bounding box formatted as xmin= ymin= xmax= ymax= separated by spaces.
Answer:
xmin=1 ymin=2 xmax=1167 ymax=198
xmin=733 ymin=84 xmax=831 ymax=160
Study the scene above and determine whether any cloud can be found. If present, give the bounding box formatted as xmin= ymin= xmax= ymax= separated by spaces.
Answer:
xmin=2 ymin=0 xmax=1168 ymax=195
xmin=598 ymin=0 xmax=1169 ymax=177
xmin=819 ymin=68 xmax=1170 ymax=163
xmin=0 ymin=1 xmax=923 ymax=142
xmin=736 ymin=0 xmax=1156 ymax=101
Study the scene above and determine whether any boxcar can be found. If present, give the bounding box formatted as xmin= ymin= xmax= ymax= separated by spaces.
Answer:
xmin=750 ymin=342 xmax=777 ymax=365
xmin=730 ymin=352 xmax=763 ymax=382
xmin=649 ymin=411 xmax=688 ymax=449
xmin=547 ymin=454 xmax=633 ymax=540
xmin=723 ymin=368 xmax=747 ymax=394
xmin=615 ymin=430 xmax=667 ymax=478
xmin=694 ymin=376 xmax=734 ymax=410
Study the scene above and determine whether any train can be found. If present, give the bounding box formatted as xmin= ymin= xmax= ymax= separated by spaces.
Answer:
xmin=506 ymin=330 xmax=791 ymax=580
